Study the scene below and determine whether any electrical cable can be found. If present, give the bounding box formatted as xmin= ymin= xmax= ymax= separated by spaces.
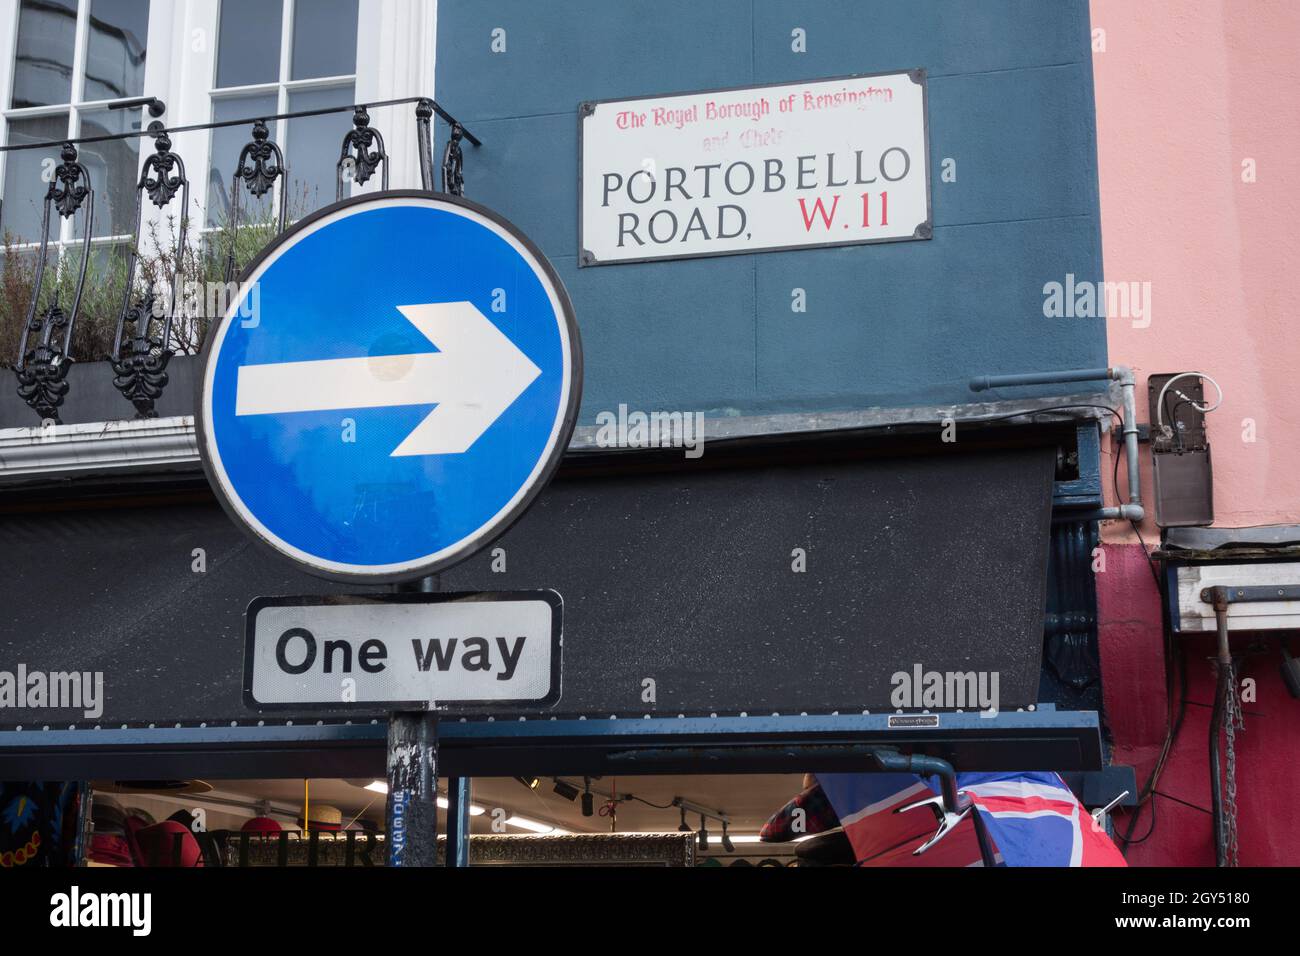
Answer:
xmin=963 ymin=394 xmax=1183 ymax=853
xmin=624 ymin=794 xmax=676 ymax=810
xmin=1155 ymin=372 xmax=1223 ymax=436
xmin=956 ymin=403 xmax=1124 ymax=429
xmin=1078 ymin=393 xmax=1186 ymax=853
xmin=1121 ymin=789 xmax=1158 ymax=845
xmin=1115 ymin=519 xmax=1187 ymax=852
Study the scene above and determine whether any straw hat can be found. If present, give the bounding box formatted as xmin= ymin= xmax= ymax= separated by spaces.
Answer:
xmin=297 ymin=804 xmax=343 ymax=831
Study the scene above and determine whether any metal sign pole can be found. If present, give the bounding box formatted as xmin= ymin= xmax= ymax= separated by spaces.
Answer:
xmin=386 ymin=575 xmax=440 ymax=867
xmin=385 ymin=710 xmax=439 ymax=867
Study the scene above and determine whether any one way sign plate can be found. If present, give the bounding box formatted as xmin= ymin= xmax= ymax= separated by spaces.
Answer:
xmin=243 ymin=591 xmax=562 ymax=712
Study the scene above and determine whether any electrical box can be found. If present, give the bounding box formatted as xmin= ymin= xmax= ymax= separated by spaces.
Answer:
xmin=1148 ymin=373 xmax=1214 ymax=527
xmin=1170 ymin=563 xmax=1300 ymax=631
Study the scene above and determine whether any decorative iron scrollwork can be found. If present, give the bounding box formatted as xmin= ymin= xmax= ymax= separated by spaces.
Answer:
xmin=51 ymin=145 xmax=91 ymax=219
xmin=10 ymin=98 xmax=477 ymax=426
xmin=140 ymin=129 xmax=185 ymax=207
xmin=336 ymin=106 xmax=388 ymax=200
xmin=13 ymin=142 xmax=94 ymax=424
xmin=225 ymin=119 xmax=288 ymax=284
xmin=110 ymin=125 xmax=189 ymax=418
xmin=237 ymin=120 xmax=285 ymax=199
xmin=441 ymin=122 xmax=465 ymax=197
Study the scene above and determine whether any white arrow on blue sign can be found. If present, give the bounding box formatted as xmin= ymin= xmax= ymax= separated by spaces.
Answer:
xmin=197 ymin=192 xmax=582 ymax=582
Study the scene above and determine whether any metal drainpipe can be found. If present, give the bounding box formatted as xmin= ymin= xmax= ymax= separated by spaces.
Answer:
xmin=1207 ymin=588 xmax=1232 ymax=868
xmin=969 ymin=365 xmax=1144 ymax=523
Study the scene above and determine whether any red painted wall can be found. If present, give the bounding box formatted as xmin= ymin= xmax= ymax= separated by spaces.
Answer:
xmin=1098 ymin=542 xmax=1300 ymax=865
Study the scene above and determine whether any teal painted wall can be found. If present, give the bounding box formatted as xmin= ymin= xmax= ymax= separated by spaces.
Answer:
xmin=435 ymin=0 xmax=1106 ymax=422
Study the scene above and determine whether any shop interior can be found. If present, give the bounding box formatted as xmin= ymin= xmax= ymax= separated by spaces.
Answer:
xmin=85 ymin=774 xmax=813 ymax=867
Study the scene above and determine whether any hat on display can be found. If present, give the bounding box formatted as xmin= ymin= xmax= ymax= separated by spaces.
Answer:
xmin=124 ymin=806 xmax=156 ymax=826
xmin=89 ymin=833 xmax=134 ymax=867
xmin=95 ymin=780 xmax=214 ymax=796
xmin=298 ymin=804 xmax=343 ymax=831
xmin=759 ymin=781 xmax=839 ymax=843
xmin=91 ymin=794 xmax=128 ymax=835
xmin=135 ymin=821 xmax=205 ymax=867
xmin=166 ymin=808 xmax=197 ymax=832
xmin=241 ymin=816 xmax=283 ymax=834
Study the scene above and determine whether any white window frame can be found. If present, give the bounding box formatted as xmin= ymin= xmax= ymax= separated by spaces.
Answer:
xmin=0 ymin=0 xmax=437 ymax=262
xmin=206 ymin=0 xmax=357 ymax=229
xmin=0 ymin=0 xmax=155 ymax=259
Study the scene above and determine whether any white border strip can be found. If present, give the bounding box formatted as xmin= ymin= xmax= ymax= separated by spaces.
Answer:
xmin=0 ymin=388 xmax=1114 ymax=485
xmin=0 ymin=415 xmax=198 ymax=478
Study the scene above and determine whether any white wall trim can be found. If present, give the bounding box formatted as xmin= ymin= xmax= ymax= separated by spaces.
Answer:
xmin=0 ymin=415 xmax=198 ymax=478
xmin=0 ymin=390 xmax=1114 ymax=485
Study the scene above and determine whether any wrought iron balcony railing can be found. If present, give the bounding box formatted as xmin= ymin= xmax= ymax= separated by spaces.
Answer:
xmin=2 ymin=95 xmax=479 ymax=424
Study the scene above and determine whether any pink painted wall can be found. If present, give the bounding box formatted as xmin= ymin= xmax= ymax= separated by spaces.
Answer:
xmin=1090 ymin=0 xmax=1300 ymax=865
xmin=1092 ymin=0 xmax=1300 ymax=536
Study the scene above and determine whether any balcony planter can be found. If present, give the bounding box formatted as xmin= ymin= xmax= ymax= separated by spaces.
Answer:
xmin=0 ymin=353 xmax=198 ymax=430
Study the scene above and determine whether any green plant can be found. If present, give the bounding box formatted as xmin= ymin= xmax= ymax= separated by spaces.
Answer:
xmin=0 ymin=182 xmax=317 ymax=369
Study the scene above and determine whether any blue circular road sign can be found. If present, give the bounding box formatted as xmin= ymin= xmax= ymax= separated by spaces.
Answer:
xmin=197 ymin=191 xmax=582 ymax=582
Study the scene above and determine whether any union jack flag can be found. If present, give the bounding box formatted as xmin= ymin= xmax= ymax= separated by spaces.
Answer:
xmin=808 ymin=771 xmax=1127 ymax=867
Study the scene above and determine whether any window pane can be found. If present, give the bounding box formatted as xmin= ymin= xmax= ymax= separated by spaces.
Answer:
xmin=206 ymin=93 xmax=279 ymax=228
xmin=0 ymin=114 xmax=70 ymax=244
xmin=11 ymin=0 xmax=78 ymax=108
xmin=286 ymin=84 xmax=354 ymax=216
xmin=84 ymin=0 xmax=150 ymax=101
xmin=291 ymin=0 xmax=358 ymax=80
xmin=215 ymin=0 xmax=283 ymax=88
xmin=75 ymin=108 xmax=144 ymax=238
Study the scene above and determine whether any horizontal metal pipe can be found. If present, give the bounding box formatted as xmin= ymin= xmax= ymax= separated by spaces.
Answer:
xmin=1053 ymin=504 xmax=1145 ymax=523
xmin=969 ymin=365 xmax=1146 ymax=521
xmin=0 ymin=95 xmax=480 ymax=152
xmin=969 ymin=368 xmax=1117 ymax=392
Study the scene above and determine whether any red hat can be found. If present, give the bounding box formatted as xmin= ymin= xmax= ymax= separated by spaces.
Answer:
xmin=89 ymin=833 xmax=134 ymax=867
xmin=135 ymin=821 xmax=205 ymax=867
xmin=241 ymin=816 xmax=282 ymax=834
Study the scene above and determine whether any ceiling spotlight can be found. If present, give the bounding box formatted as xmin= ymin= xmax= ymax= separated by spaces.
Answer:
xmin=698 ymin=814 xmax=710 ymax=851
xmin=552 ymin=779 xmax=580 ymax=801
xmin=514 ymin=776 xmax=540 ymax=791
xmin=678 ymin=806 xmax=690 ymax=832
xmin=721 ymin=820 xmax=734 ymax=853
xmin=581 ymin=778 xmax=594 ymax=817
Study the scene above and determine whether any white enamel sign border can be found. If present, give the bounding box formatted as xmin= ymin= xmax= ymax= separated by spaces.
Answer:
xmin=243 ymin=590 xmax=564 ymax=713
xmin=578 ymin=69 xmax=932 ymax=266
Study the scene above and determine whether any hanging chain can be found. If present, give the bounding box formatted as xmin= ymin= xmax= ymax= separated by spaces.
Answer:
xmin=1219 ymin=657 xmax=1244 ymax=868
xmin=441 ymin=123 xmax=465 ymax=196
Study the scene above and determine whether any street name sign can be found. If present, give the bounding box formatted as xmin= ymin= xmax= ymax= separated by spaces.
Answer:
xmin=244 ymin=592 xmax=562 ymax=711
xmin=197 ymin=191 xmax=582 ymax=583
xmin=579 ymin=70 xmax=931 ymax=265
